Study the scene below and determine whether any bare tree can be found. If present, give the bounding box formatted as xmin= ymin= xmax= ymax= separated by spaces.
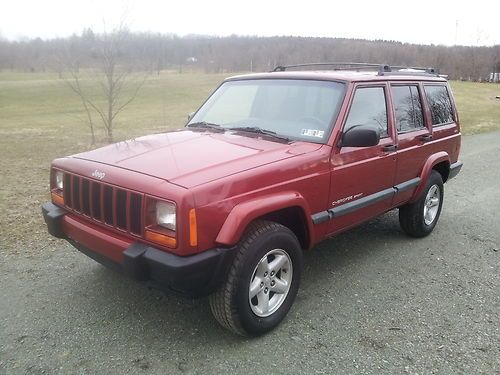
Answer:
xmin=91 ymin=28 xmax=147 ymax=142
xmin=60 ymin=25 xmax=147 ymax=144
xmin=64 ymin=68 xmax=97 ymax=144
xmin=58 ymin=34 xmax=97 ymax=144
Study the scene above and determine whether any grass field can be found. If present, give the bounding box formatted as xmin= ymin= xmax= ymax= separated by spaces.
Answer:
xmin=450 ymin=81 xmax=500 ymax=134
xmin=0 ymin=71 xmax=499 ymax=251
xmin=0 ymin=71 xmax=226 ymax=251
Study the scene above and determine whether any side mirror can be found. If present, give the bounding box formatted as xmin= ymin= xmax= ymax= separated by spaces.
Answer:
xmin=339 ymin=125 xmax=380 ymax=148
xmin=187 ymin=112 xmax=195 ymax=121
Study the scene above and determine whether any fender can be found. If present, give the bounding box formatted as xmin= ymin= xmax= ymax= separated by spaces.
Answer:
xmin=410 ymin=152 xmax=450 ymax=203
xmin=215 ymin=191 xmax=314 ymax=247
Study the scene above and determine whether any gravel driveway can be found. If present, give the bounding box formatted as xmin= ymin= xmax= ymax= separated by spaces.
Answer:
xmin=1 ymin=131 xmax=499 ymax=375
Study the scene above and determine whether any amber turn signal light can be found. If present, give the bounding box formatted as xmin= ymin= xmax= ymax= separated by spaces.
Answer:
xmin=51 ymin=192 xmax=64 ymax=206
xmin=145 ymin=229 xmax=177 ymax=248
xmin=189 ymin=208 xmax=198 ymax=247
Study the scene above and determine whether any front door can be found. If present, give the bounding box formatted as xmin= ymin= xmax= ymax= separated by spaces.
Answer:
xmin=327 ymin=83 xmax=397 ymax=236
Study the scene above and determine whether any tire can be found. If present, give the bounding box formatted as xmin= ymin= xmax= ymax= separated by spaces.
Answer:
xmin=399 ymin=170 xmax=444 ymax=238
xmin=209 ymin=220 xmax=303 ymax=336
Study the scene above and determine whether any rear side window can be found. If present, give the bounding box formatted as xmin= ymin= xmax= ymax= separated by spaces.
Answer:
xmin=344 ymin=87 xmax=388 ymax=137
xmin=392 ymin=85 xmax=424 ymax=132
xmin=424 ymin=85 xmax=454 ymax=125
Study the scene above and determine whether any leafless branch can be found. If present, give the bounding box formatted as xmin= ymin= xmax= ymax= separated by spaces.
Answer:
xmin=56 ymin=24 xmax=149 ymax=143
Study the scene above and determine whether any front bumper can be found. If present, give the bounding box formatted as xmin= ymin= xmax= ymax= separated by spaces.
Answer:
xmin=42 ymin=202 xmax=235 ymax=297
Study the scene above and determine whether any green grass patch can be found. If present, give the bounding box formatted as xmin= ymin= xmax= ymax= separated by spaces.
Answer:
xmin=450 ymin=81 xmax=500 ymax=135
xmin=0 ymin=71 xmax=498 ymax=252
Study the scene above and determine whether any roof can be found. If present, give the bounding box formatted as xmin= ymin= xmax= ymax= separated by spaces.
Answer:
xmin=226 ymin=70 xmax=448 ymax=83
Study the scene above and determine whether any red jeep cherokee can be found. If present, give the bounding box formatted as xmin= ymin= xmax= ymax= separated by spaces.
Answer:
xmin=42 ymin=63 xmax=462 ymax=336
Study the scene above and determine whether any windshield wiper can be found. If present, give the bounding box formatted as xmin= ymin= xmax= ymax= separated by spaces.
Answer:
xmin=187 ymin=121 xmax=224 ymax=131
xmin=228 ymin=126 xmax=290 ymax=143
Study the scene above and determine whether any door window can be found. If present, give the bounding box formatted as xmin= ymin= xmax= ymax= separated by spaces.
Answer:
xmin=344 ymin=87 xmax=388 ymax=137
xmin=392 ymin=85 xmax=424 ymax=132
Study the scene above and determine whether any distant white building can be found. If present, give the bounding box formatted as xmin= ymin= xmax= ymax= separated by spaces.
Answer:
xmin=489 ymin=72 xmax=500 ymax=83
xmin=186 ymin=57 xmax=198 ymax=63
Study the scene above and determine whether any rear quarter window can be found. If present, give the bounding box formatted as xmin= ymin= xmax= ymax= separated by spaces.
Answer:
xmin=424 ymin=85 xmax=454 ymax=126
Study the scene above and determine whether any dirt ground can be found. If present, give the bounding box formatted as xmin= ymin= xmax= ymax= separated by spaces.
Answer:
xmin=1 ymin=131 xmax=499 ymax=374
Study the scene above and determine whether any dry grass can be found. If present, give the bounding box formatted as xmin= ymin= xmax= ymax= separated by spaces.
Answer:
xmin=450 ymin=81 xmax=500 ymax=134
xmin=0 ymin=71 xmax=227 ymax=252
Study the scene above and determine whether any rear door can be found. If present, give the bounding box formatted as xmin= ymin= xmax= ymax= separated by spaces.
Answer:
xmin=390 ymin=83 xmax=431 ymax=205
xmin=327 ymin=83 xmax=397 ymax=235
xmin=392 ymin=82 xmax=460 ymax=205
xmin=422 ymin=83 xmax=461 ymax=159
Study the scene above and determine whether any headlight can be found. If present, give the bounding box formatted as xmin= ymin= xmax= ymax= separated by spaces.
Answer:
xmin=156 ymin=201 xmax=176 ymax=231
xmin=55 ymin=171 xmax=64 ymax=190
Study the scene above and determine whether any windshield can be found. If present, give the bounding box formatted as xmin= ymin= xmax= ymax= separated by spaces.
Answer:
xmin=188 ymin=79 xmax=345 ymax=143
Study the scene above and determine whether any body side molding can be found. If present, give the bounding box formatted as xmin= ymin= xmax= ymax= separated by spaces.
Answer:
xmin=311 ymin=177 xmax=422 ymax=224
xmin=394 ymin=177 xmax=421 ymax=193
xmin=330 ymin=187 xmax=395 ymax=218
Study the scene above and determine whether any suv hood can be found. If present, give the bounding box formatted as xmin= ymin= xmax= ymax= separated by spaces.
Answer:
xmin=72 ymin=130 xmax=322 ymax=188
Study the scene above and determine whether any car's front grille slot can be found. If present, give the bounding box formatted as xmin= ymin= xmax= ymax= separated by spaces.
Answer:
xmin=63 ymin=174 xmax=72 ymax=207
xmin=81 ymin=179 xmax=91 ymax=216
xmin=91 ymin=181 xmax=102 ymax=221
xmin=63 ymin=173 xmax=143 ymax=236
xmin=73 ymin=176 xmax=81 ymax=212
xmin=130 ymin=193 xmax=142 ymax=235
xmin=116 ymin=189 xmax=127 ymax=230
xmin=103 ymin=185 xmax=114 ymax=225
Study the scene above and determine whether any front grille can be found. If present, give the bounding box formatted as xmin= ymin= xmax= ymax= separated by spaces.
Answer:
xmin=63 ymin=173 xmax=143 ymax=236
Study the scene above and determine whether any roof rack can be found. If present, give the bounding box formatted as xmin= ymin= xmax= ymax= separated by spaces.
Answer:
xmin=272 ymin=62 xmax=440 ymax=76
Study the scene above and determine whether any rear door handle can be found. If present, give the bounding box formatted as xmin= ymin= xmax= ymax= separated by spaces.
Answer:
xmin=382 ymin=144 xmax=398 ymax=152
xmin=419 ymin=134 xmax=433 ymax=142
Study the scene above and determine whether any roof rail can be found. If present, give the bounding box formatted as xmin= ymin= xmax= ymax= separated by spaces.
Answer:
xmin=272 ymin=62 xmax=440 ymax=76
xmin=388 ymin=65 xmax=440 ymax=75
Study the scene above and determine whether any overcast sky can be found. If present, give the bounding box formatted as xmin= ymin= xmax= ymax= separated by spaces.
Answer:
xmin=1 ymin=0 xmax=499 ymax=46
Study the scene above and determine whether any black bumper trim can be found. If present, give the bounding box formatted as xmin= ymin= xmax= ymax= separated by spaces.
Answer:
xmin=42 ymin=202 xmax=67 ymax=238
xmin=126 ymin=243 xmax=236 ymax=296
xmin=42 ymin=201 xmax=236 ymax=297
xmin=448 ymin=161 xmax=463 ymax=180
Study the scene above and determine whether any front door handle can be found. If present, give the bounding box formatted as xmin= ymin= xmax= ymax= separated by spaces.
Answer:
xmin=382 ymin=144 xmax=398 ymax=152
xmin=419 ymin=134 xmax=433 ymax=142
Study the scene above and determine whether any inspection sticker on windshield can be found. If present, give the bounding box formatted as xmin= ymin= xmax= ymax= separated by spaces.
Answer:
xmin=301 ymin=129 xmax=324 ymax=138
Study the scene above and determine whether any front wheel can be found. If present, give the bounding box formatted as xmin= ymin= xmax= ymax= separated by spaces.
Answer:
xmin=399 ymin=170 xmax=444 ymax=237
xmin=209 ymin=220 xmax=303 ymax=336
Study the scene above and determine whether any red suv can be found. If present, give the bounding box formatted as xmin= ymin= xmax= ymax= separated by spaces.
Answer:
xmin=42 ymin=63 xmax=462 ymax=336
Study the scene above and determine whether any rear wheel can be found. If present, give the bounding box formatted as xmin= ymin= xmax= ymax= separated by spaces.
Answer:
xmin=399 ymin=170 xmax=444 ymax=237
xmin=209 ymin=220 xmax=303 ymax=336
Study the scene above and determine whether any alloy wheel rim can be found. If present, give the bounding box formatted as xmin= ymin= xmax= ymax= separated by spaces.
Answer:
xmin=423 ymin=184 xmax=440 ymax=225
xmin=248 ymin=249 xmax=293 ymax=317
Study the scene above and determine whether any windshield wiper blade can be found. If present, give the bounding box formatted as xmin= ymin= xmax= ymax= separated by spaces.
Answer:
xmin=228 ymin=126 xmax=290 ymax=142
xmin=187 ymin=121 xmax=224 ymax=131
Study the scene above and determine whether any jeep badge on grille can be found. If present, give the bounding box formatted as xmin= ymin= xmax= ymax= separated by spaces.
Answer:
xmin=91 ymin=170 xmax=106 ymax=180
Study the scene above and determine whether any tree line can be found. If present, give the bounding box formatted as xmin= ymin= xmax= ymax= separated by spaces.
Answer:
xmin=1 ymin=30 xmax=499 ymax=80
